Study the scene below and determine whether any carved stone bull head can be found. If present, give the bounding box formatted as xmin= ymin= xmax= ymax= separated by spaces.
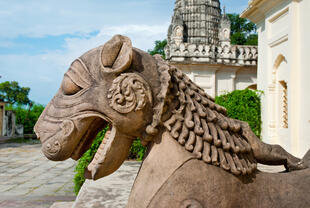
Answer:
xmin=34 ymin=35 xmax=169 ymax=180
xmin=34 ymin=35 xmax=310 ymax=208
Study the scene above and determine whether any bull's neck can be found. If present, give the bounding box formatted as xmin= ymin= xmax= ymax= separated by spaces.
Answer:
xmin=127 ymin=131 xmax=195 ymax=208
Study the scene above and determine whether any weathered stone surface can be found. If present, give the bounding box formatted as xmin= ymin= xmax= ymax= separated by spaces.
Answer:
xmin=35 ymin=35 xmax=310 ymax=208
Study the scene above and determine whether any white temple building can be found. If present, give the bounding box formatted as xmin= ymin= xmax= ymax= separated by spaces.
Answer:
xmin=241 ymin=0 xmax=310 ymax=157
xmin=165 ymin=0 xmax=258 ymax=98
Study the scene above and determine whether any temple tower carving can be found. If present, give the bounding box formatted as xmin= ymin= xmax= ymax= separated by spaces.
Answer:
xmin=165 ymin=0 xmax=258 ymax=97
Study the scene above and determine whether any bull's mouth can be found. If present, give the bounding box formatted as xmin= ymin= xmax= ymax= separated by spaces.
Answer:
xmin=36 ymin=114 xmax=107 ymax=161
xmin=67 ymin=115 xmax=134 ymax=180
xmin=83 ymin=122 xmax=134 ymax=180
xmin=36 ymin=111 xmax=135 ymax=180
xmin=70 ymin=117 xmax=108 ymax=160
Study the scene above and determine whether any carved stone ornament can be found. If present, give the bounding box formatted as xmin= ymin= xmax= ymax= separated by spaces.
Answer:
xmin=165 ymin=0 xmax=258 ymax=66
xmin=35 ymin=35 xmax=310 ymax=208
xmin=172 ymin=25 xmax=184 ymax=46
xmin=107 ymin=73 xmax=152 ymax=114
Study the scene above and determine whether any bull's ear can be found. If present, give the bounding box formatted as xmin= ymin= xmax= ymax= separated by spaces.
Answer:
xmin=101 ymin=35 xmax=133 ymax=74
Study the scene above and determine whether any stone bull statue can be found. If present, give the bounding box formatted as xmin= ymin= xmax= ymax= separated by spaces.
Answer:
xmin=35 ymin=35 xmax=310 ymax=208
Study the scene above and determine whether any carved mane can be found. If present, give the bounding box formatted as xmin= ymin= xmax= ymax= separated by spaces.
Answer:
xmin=150 ymin=56 xmax=257 ymax=176
xmin=35 ymin=35 xmax=310 ymax=208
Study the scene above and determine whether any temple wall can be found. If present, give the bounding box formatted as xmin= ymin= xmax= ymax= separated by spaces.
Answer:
xmin=216 ymin=70 xmax=236 ymax=95
xmin=298 ymin=0 xmax=310 ymax=157
xmin=171 ymin=63 xmax=257 ymax=98
xmin=234 ymin=67 xmax=257 ymax=92
xmin=242 ymin=0 xmax=310 ymax=157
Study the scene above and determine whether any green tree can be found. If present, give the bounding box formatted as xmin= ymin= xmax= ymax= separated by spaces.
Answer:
xmin=0 ymin=81 xmax=31 ymax=105
xmin=227 ymin=13 xmax=258 ymax=45
xmin=148 ymin=39 xmax=167 ymax=58
xmin=245 ymin=34 xmax=258 ymax=45
xmin=215 ymin=89 xmax=262 ymax=138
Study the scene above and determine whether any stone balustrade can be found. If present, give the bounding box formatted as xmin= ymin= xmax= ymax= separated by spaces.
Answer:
xmin=165 ymin=43 xmax=258 ymax=66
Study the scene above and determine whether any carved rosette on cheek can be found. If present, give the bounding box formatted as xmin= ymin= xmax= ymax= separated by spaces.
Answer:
xmin=107 ymin=73 xmax=152 ymax=114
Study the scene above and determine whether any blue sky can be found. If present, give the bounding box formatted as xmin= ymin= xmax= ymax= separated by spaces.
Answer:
xmin=0 ymin=0 xmax=250 ymax=105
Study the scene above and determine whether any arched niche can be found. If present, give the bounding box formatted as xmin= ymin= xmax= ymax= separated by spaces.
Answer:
xmin=268 ymin=54 xmax=289 ymax=142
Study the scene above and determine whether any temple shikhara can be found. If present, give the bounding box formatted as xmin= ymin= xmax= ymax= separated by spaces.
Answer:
xmin=165 ymin=0 xmax=258 ymax=97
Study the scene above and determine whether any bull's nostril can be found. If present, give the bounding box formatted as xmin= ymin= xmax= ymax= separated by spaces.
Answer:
xmin=44 ymin=140 xmax=61 ymax=157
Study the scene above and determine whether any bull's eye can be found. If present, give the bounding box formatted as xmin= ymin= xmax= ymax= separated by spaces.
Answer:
xmin=62 ymin=75 xmax=82 ymax=95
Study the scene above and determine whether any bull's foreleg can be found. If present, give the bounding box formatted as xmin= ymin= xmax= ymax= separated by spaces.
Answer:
xmin=239 ymin=121 xmax=307 ymax=171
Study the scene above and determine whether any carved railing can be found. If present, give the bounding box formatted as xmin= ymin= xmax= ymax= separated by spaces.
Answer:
xmin=165 ymin=43 xmax=258 ymax=66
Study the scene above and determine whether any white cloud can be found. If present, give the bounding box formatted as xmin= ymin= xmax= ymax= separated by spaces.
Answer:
xmin=0 ymin=0 xmax=248 ymax=105
xmin=65 ymin=23 xmax=169 ymax=52
xmin=0 ymin=0 xmax=173 ymax=38
xmin=0 ymin=23 xmax=169 ymax=104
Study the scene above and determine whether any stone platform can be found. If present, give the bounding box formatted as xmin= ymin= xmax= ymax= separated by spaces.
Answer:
xmin=72 ymin=161 xmax=141 ymax=208
xmin=49 ymin=160 xmax=140 ymax=208
xmin=0 ymin=143 xmax=76 ymax=208
xmin=0 ymin=141 xmax=287 ymax=208
xmin=0 ymin=142 xmax=141 ymax=208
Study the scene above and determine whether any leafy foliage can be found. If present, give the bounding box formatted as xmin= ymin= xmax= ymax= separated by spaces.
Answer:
xmin=215 ymin=89 xmax=262 ymax=138
xmin=128 ymin=139 xmax=146 ymax=161
xmin=227 ymin=13 xmax=258 ymax=46
xmin=244 ymin=34 xmax=258 ymax=45
xmin=0 ymin=81 xmax=31 ymax=105
xmin=148 ymin=39 xmax=167 ymax=58
xmin=6 ymin=103 xmax=45 ymax=134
